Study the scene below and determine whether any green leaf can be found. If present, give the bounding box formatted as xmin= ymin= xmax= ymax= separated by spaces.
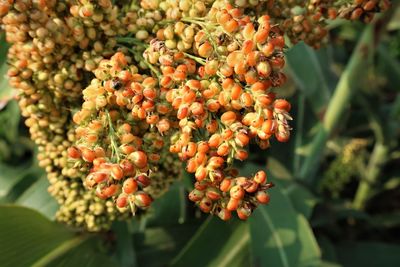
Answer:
xmin=51 ymin=238 xmax=119 ymax=267
xmin=369 ymin=211 xmax=400 ymax=228
xmin=336 ymin=242 xmax=400 ymax=267
xmin=134 ymin=223 xmax=201 ymax=267
xmin=0 ymin=32 xmax=13 ymax=104
xmin=16 ymin=176 xmax=58 ymax=219
xmin=0 ymin=205 xmax=74 ymax=267
xmin=113 ymin=221 xmax=138 ymax=267
xmin=0 ymin=205 xmax=119 ymax=267
xmin=282 ymin=183 xmax=318 ymax=219
xmin=0 ymin=161 xmax=35 ymax=201
xmin=207 ymin=223 xmax=251 ymax=267
xmin=0 ymin=101 xmax=20 ymax=142
xmin=268 ymin=157 xmax=293 ymax=180
xmin=146 ymin=182 xmax=187 ymax=227
xmin=317 ymin=235 xmax=338 ymax=263
xmin=170 ymin=217 xmax=241 ymax=267
xmin=286 ymin=42 xmax=331 ymax=116
xmin=249 ymin=185 xmax=321 ymax=267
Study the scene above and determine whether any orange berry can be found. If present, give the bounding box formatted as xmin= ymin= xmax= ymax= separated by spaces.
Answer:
xmin=134 ymin=192 xmax=152 ymax=208
xmin=119 ymin=70 xmax=132 ymax=82
xmin=195 ymin=166 xmax=208 ymax=181
xmin=195 ymin=152 xmax=207 ymax=165
xmin=205 ymin=59 xmax=219 ymax=76
xmin=129 ymin=151 xmax=148 ymax=169
xmin=197 ymin=142 xmax=209 ymax=153
xmin=227 ymin=197 xmax=240 ymax=211
xmin=257 ymin=61 xmax=272 ymax=77
xmin=217 ymin=11 xmax=232 ymax=24
xmin=237 ymin=206 xmax=251 ymax=220
xmin=208 ymin=134 xmax=222 ymax=148
xmin=220 ymin=64 xmax=234 ymax=77
xmin=244 ymin=69 xmax=258 ymax=85
xmin=206 ymin=99 xmax=221 ymax=112
xmin=243 ymin=23 xmax=255 ymax=40
xmin=81 ymin=148 xmax=96 ymax=162
xmin=103 ymin=184 xmax=119 ymax=198
xmin=242 ymin=40 xmax=255 ymax=54
xmin=221 ymin=111 xmax=237 ymax=126
xmin=220 ymin=178 xmax=233 ymax=192
xmin=207 ymin=156 xmax=225 ymax=169
xmin=230 ymin=185 xmax=245 ymax=200
xmin=270 ymin=35 xmax=285 ymax=49
xmin=186 ymin=158 xmax=197 ymax=173
xmin=123 ymin=178 xmax=138 ymax=194
xmin=68 ymin=147 xmax=81 ymax=159
xmin=177 ymin=105 xmax=189 ymax=120
xmin=206 ymin=188 xmax=221 ymax=201
xmin=217 ymin=208 xmax=232 ymax=221
xmin=256 ymin=191 xmax=270 ymax=204
xmin=275 ymin=130 xmax=290 ymax=143
xmin=116 ymin=194 xmax=128 ymax=208
xmin=217 ymin=143 xmax=230 ymax=156
xmin=262 ymin=42 xmax=274 ymax=57
xmin=189 ymin=189 xmax=205 ymax=202
xmin=240 ymin=92 xmax=254 ymax=107
xmin=111 ymin=165 xmax=124 ymax=180
xmin=234 ymin=61 xmax=247 ymax=75
xmin=199 ymin=197 xmax=213 ymax=213
xmin=198 ymin=42 xmax=213 ymax=58
xmin=235 ymin=133 xmax=250 ymax=147
xmin=274 ymin=99 xmax=291 ymax=112
xmin=156 ymin=118 xmax=171 ymax=134
xmin=120 ymin=160 xmax=135 ymax=176
xmin=224 ymin=19 xmax=239 ymax=33
xmin=136 ymin=174 xmax=151 ymax=188
xmin=190 ymin=102 xmax=205 ymax=116
xmin=93 ymin=172 xmax=109 ymax=184
xmin=206 ymin=120 xmax=219 ymax=133
xmin=255 ymin=29 xmax=269 ymax=44
xmin=235 ymin=149 xmax=248 ymax=161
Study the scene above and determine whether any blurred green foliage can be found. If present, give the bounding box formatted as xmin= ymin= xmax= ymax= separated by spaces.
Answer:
xmin=1 ymin=11 xmax=400 ymax=267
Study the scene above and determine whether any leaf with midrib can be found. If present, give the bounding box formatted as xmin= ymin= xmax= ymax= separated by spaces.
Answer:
xmin=169 ymin=216 xmax=241 ymax=267
xmin=0 ymin=206 xmax=117 ymax=267
xmin=249 ymin=185 xmax=321 ymax=267
xmin=0 ymin=205 xmax=74 ymax=267
xmin=16 ymin=177 xmax=58 ymax=219
xmin=286 ymin=42 xmax=332 ymax=116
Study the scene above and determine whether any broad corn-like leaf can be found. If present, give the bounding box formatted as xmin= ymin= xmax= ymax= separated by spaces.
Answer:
xmin=249 ymin=185 xmax=321 ymax=267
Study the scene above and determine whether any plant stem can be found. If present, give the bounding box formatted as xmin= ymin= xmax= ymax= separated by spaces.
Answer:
xmin=298 ymin=6 xmax=398 ymax=184
xmin=106 ymin=110 xmax=121 ymax=163
xmin=299 ymin=24 xmax=374 ymax=183
xmin=353 ymin=141 xmax=389 ymax=210
xmin=31 ymin=235 xmax=89 ymax=267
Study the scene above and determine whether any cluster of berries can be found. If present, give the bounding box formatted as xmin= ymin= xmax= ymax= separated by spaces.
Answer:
xmin=0 ymin=0 xmax=390 ymax=231
xmin=267 ymin=0 xmax=390 ymax=48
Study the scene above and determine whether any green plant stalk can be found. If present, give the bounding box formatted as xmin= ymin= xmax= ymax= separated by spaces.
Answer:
xmin=31 ymin=235 xmax=89 ymax=267
xmin=299 ymin=24 xmax=374 ymax=183
xmin=353 ymin=142 xmax=389 ymax=210
xmin=299 ymin=4 xmax=400 ymax=184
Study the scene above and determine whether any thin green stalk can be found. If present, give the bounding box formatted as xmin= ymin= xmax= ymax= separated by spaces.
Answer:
xmin=353 ymin=141 xmax=389 ymax=210
xmin=106 ymin=110 xmax=121 ymax=163
xmin=352 ymin=96 xmax=389 ymax=210
xmin=293 ymin=94 xmax=305 ymax=174
xmin=299 ymin=24 xmax=374 ymax=183
xmin=31 ymin=235 xmax=89 ymax=267
xmin=298 ymin=8 xmax=398 ymax=184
